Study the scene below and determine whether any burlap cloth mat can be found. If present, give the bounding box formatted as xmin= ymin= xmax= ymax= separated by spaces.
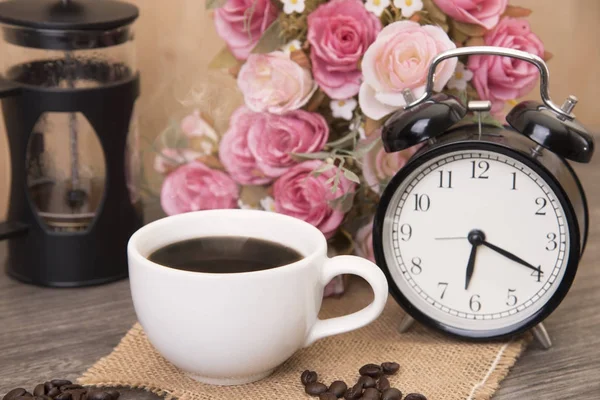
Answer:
xmin=79 ymin=279 xmax=529 ymax=400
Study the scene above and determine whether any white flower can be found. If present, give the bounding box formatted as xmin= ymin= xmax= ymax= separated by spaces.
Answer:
xmin=350 ymin=121 xmax=367 ymax=140
xmin=447 ymin=62 xmax=474 ymax=91
xmin=281 ymin=0 xmax=305 ymax=14
xmin=260 ymin=196 xmax=276 ymax=212
xmin=330 ymin=98 xmax=358 ymax=121
xmin=364 ymin=0 xmax=391 ymax=17
xmin=199 ymin=141 xmax=215 ymax=154
xmin=393 ymin=0 xmax=423 ymax=18
xmin=237 ymin=199 xmax=254 ymax=210
xmin=282 ymin=40 xmax=303 ymax=56
xmin=180 ymin=110 xmax=218 ymax=142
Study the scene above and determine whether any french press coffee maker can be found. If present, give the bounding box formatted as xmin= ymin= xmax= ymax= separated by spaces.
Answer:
xmin=0 ymin=0 xmax=142 ymax=287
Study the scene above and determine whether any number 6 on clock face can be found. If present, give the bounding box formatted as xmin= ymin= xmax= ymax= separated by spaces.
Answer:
xmin=374 ymin=142 xmax=583 ymax=340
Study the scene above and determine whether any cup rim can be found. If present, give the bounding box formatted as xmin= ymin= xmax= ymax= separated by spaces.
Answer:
xmin=127 ymin=209 xmax=328 ymax=278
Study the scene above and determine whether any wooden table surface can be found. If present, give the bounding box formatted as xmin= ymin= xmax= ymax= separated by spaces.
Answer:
xmin=1 ymin=161 xmax=599 ymax=399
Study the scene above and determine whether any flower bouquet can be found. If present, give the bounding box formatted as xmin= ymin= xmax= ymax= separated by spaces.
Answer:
xmin=149 ymin=0 xmax=548 ymax=296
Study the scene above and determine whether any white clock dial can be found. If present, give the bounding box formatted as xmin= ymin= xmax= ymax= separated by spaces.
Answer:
xmin=382 ymin=149 xmax=570 ymax=331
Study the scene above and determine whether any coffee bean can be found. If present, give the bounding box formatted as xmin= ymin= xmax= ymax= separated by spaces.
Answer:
xmin=319 ymin=393 xmax=337 ymax=400
xmin=357 ymin=376 xmax=376 ymax=389
xmin=328 ymin=381 xmax=347 ymax=398
xmin=33 ymin=385 xmax=46 ymax=397
xmin=305 ymin=382 xmax=328 ymax=396
xmin=104 ymin=391 xmax=119 ymax=400
xmin=13 ymin=396 xmax=33 ymax=400
xmin=46 ymin=389 xmax=60 ymax=399
xmin=43 ymin=384 xmax=54 ymax=394
xmin=54 ymin=393 xmax=72 ymax=400
xmin=3 ymin=390 xmax=27 ymax=400
xmin=59 ymin=386 xmax=82 ymax=393
xmin=363 ymin=388 xmax=381 ymax=400
xmin=381 ymin=362 xmax=400 ymax=375
xmin=376 ymin=377 xmax=390 ymax=392
xmin=381 ymin=388 xmax=402 ymax=400
xmin=359 ymin=363 xmax=383 ymax=378
xmin=35 ymin=396 xmax=52 ymax=400
xmin=301 ymin=370 xmax=319 ymax=386
xmin=343 ymin=385 xmax=362 ymax=400
xmin=50 ymin=381 xmax=71 ymax=388
xmin=21 ymin=395 xmax=32 ymax=399
xmin=63 ymin=390 xmax=87 ymax=400
xmin=86 ymin=393 xmax=111 ymax=400
xmin=404 ymin=394 xmax=427 ymax=400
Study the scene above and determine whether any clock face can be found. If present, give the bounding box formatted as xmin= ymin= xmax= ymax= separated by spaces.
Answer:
xmin=379 ymin=148 xmax=573 ymax=335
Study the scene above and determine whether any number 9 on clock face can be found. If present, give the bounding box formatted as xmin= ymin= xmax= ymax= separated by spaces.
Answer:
xmin=374 ymin=145 xmax=582 ymax=339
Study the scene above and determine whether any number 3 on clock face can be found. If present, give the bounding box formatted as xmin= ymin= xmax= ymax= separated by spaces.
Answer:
xmin=376 ymin=148 xmax=579 ymax=339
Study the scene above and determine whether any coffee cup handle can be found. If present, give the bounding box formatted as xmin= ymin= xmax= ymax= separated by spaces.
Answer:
xmin=303 ymin=255 xmax=389 ymax=347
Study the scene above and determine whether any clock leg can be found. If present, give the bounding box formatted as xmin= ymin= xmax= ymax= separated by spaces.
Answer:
xmin=398 ymin=315 xmax=415 ymax=333
xmin=531 ymin=323 xmax=553 ymax=349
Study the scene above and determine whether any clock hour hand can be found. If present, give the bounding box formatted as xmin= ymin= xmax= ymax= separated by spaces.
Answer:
xmin=464 ymin=244 xmax=478 ymax=290
xmin=465 ymin=230 xmax=485 ymax=290
xmin=481 ymin=240 xmax=541 ymax=273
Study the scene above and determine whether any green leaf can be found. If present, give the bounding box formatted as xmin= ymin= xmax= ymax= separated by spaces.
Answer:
xmin=251 ymin=19 xmax=285 ymax=54
xmin=292 ymin=151 xmax=332 ymax=160
xmin=353 ymin=136 xmax=382 ymax=158
xmin=328 ymin=192 xmax=356 ymax=213
xmin=343 ymin=169 xmax=360 ymax=184
xmin=458 ymin=90 xmax=468 ymax=106
xmin=311 ymin=163 xmax=335 ymax=177
xmin=451 ymin=20 xmax=487 ymax=37
xmin=331 ymin=173 xmax=340 ymax=194
xmin=206 ymin=0 xmax=228 ymax=9
xmin=208 ymin=47 xmax=240 ymax=70
xmin=327 ymin=131 xmax=359 ymax=148
xmin=157 ymin=120 xmax=187 ymax=150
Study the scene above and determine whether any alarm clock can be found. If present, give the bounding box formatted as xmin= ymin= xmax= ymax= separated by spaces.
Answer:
xmin=373 ymin=47 xmax=594 ymax=348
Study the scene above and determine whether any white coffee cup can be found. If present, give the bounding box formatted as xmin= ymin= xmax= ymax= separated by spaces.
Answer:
xmin=128 ymin=209 xmax=388 ymax=386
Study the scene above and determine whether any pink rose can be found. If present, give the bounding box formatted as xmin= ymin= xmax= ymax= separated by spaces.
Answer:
xmin=160 ymin=161 xmax=239 ymax=215
xmin=359 ymin=21 xmax=457 ymax=120
xmin=220 ymin=107 xmax=329 ymax=184
xmin=468 ymin=17 xmax=544 ymax=113
xmin=273 ymin=160 xmax=356 ymax=239
xmin=153 ymin=148 xmax=204 ymax=174
xmin=307 ymin=0 xmax=381 ymax=99
xmin=363 ymin=139 xmax=421 ymax=193
xmin=433 ymin=0 xmax=507 ymax=30
xmin=355 ymin=219 xmax=375 ymax=263
xmin=213 ymin=0 xmax=278 ymax=60
xmin=237 ymin=51 xmax=317 ymax=114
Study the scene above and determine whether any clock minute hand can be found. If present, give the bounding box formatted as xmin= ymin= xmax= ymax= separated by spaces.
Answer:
xmin=481 ymin=240 xmax=541 ymax=273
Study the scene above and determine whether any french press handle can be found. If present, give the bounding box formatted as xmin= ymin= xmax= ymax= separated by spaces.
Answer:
xmin=405 ymin=46 xmax=575 ymax=121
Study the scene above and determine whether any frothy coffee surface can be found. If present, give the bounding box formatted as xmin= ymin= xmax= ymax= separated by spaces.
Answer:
xmin=148 ymin=236 xmax=303 ymax=273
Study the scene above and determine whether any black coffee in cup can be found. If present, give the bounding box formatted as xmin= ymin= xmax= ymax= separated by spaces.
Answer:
xmin=148 ymin=236 xmax=303 ymax=273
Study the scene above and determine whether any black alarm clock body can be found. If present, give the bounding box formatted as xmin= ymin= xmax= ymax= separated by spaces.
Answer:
xmin=373 ymin=124 xmax=588 ymax=339
xmin=373 ymin=46 xmax=594 ymax=341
